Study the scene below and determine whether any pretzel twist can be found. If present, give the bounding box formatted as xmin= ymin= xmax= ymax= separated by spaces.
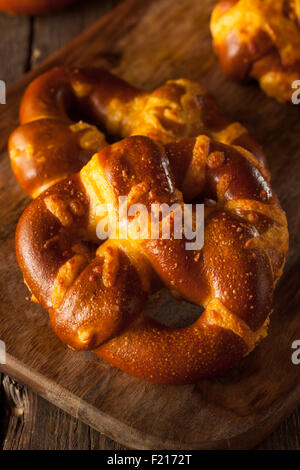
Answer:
xmin=11 ymin=68 xmax=288 ymax=384
xmin=9 ymin=67 xmax=267 ymax=199
xmin=0 ymin=0 xmax=76 ymax=14
xmin=211 ymin=0 xmax=300 ymax=103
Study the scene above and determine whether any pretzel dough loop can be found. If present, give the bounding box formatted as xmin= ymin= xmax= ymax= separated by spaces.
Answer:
xmin=211 ymin=0 xmax=300 ymax=103
xmin=9 ymin=67 xmax=268 ymax=200
xmin=15 ymin=135 xmax=288 ymax=384
xmin=11 ymin=68 xmax=288 ymax=384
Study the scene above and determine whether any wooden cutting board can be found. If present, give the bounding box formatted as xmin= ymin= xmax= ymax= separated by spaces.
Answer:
xmin=0 ymin=0 xmax=299 ymax=450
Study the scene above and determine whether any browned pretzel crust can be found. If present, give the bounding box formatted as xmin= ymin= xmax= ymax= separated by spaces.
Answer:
xmin=10 ymin=68 xmax=288 ymax=384
xmin=15 ymin=135 xmax=288 ymax=384
xmin=211 ymin=0 xmax=300 ymax=103
xmin=9 ymin=67 xmax=267 ymax=199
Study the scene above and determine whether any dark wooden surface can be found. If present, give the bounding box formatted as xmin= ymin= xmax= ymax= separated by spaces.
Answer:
xmin=0 ymin=0 xmax=299 ymax=450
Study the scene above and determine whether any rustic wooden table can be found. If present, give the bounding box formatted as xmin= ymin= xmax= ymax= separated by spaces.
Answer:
xmin=0 ymin=0 xmax=299 ymax=451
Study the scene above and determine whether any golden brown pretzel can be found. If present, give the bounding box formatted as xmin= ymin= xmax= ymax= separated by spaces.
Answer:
xmin=9 ymin=67 xmax=267 ymax=199
xmin=15 ymin=135 xmax=288 ymax=384
xmin=210 ymin=0 xmax=300 ymax=103
xmin=10 ymin=68 xmax=288 ymax=384
xmin=0 ymin=0 xmax=77 ymax=15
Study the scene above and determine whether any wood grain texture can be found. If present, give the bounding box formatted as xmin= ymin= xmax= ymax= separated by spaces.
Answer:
xmin=30 ymin=0 xmax=121 ymax=69
xmin=0 ymin=0 xmax=299 ymax=450
xmin=0 ymin=14 xmax=31 ymax=86
xmin=1 ymin=374 xmax=298 ymax=450
xmin=0 ymin=375 xmax=126 ymax=450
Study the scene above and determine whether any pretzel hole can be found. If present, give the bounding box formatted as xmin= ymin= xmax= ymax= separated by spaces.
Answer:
xmin=145 ymin=288 xmax=204 ymax=328
xmin=66 ymin=100 xmax=117 ymax=145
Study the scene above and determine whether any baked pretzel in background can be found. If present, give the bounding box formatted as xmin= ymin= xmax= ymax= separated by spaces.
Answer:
xmin=10 ymin=68 xmax=288 ymax=384
xmin=211 ymin=0 xmax=300 ymax=103
xmin=0 ymin=0 xmax=77 ymax=15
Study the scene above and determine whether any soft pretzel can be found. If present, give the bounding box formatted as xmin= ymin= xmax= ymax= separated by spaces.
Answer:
xmin=10 ymin=68 xmax=288 ymax=384
xmin=15 ymin=135 xmax=288 ymax=384
xmin=9 ymin=67 xmax=267 ymax=199
xmin=211 ymin=0 xmax=300 ymax=103
xmin=0 ymin=0 xmax=76 ymax=14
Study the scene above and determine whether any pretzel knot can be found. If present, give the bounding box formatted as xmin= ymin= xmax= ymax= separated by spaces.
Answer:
xmin=9 ymin=66 xmax=267 ymax=199
xmin=11 ymin=68 xmax=288 ymax=384
xmin=211 ymin=0 xmax=300 ymax=103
